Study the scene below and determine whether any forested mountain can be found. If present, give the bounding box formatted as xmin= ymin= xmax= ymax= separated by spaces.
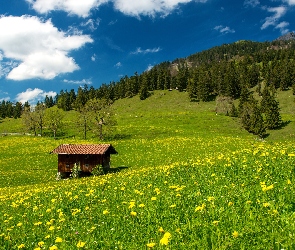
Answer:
xmin=1 ymin=34 xmax=295 ymax=121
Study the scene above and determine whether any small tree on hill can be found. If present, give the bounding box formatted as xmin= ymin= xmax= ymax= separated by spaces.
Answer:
xmin=264 ymin=98 xmax=282 ymax=129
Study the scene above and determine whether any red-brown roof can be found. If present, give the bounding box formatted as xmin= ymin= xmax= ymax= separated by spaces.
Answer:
xmin=50 ymin=144 xmax=117 ymax=155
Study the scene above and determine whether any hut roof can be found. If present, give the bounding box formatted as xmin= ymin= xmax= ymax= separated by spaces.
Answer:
xmin=50 ymin=144 xmax=118 ymax=155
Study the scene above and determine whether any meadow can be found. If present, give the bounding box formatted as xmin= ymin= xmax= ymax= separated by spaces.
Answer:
xmin=0 ymin=90 xmax=295 ymax=249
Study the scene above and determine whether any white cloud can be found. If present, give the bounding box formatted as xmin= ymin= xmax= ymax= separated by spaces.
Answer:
xmin=275 ymin=21 xmax=289 ymax=34
xmin=131 ymin=47 xmax=161 ymax=55
xmin=63 ymin=78 xmax=92 ymax=84
xmin=244 ymin=0 xmax=260 ymax=7
xmin=91 ymin=54 xmax=96 ymax=61
xmin=114 ymin=62 xmax=122 ymax=68
xmin=0 ymin=96 xmax=10 ymax=102
xmin=26 ymin=0 xmax=109 ymax=18
xmin=146 ymin=64 xmax=154 ymax=71
xmin=214 ymin=25 xmax=235 ymax=34
xmin=0 ymin=15 xmax=93 ymax=80
xmin=261 ymin=6 xmax=287 ymax=30
xmin=81 ymin=18 xmax=101 ymax=31
xmin=15 ymin=88 xmax=56 ymax=104
xmin=27 ymin=0 xmax=208 ymax=18
xmin=283 ymin=0 xmax=295 ymax=5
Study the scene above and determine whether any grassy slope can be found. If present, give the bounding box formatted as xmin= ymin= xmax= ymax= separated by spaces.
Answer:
xmin=0 ymin=90 xmax=295 ymax=249
xmin=0 ymin=89 xmax=294 ymax=189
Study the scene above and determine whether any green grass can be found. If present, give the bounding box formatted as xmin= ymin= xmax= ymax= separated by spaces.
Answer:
xmin=0 ymin=90 xmax=295 ymax=249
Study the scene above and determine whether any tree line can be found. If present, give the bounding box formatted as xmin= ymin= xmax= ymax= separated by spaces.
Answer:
xmin=1 ymin=39 xmax=294 ymax=137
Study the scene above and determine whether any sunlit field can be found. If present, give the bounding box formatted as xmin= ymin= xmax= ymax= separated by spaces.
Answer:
xmin=1 ymin=90 xmax=295 ymax=249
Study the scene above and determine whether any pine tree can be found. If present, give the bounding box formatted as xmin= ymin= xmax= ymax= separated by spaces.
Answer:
xmin=249 ymin=104 xmax=266 ymax=138
xmin=264 ymin=98 xmax=282 ymax=129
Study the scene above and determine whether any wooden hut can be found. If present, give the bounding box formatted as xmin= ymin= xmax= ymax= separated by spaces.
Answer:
xmin=50 ymin=144 xmax=118 ymax=176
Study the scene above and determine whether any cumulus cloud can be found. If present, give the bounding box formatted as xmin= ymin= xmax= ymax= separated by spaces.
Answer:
xmin=27 ymin=0 xmax=208 ymax=18
xmin=63 ymin=79 xmax=92 ymax=84
xmin=0 ymin=15 xmax=93 ymax=80
xmin=261 ymin=6 xmax=287 ymax=30
xmin=26 ymin=0 xmax=109 ymax=18
xmin=131 ymin=47 xmax=161 ymax=55
xmin=15 ymin=88 xmax=56 ymax=104
xmin=214 ymin=25 xmax=235 ymax=34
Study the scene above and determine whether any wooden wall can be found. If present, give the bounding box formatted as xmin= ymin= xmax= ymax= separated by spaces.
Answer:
xmin=58 ymin=154 xmax=110 ymax=173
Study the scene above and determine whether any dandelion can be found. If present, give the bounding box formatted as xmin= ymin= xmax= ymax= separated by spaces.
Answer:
xmin=18 ymin=244 xmax=25 ymax=249
xmin=55 ymin=237 xmax=63 ymax=243
xmin=34 ymin=222 xmax=42 ymax=226
xmin=17 ymin=222 xmax=23 ymax=227
xmin=139 ymin=203 xmax=145 ymax=208
xmin=195 ymin=203 xmax=205 ymax=212
xmin=287 ymin=179 xmax=292 ymax=184
xmin=77 ymin=241 xmax=86 ymax=248
xmin=263 ymin=202 xmax=270 ymax=207
xmin=232 ymin=231 xmax=239 ymax=238
xmin=34 ymin=248 xmax=41 ymax=250
xmin=151 ymin=197 xmax=157 ymax=201
xmin=45 ymin=235 xmax=50 ymax=239
xmin=129 ymin=202 xmax=135 ymax=209
xmin=160 ymin=232 xmax=171 ymax=245
xmin=103 ymin=210 xmax=109 ymax=215
xmin=159 ymin=227 xmax=165 ymax=233
xmin=228 ymin=201 xmax=233 ymax=206
xmin=213 ymin=220 xmax=220 ymax=225
xmin=208 ymin=196 xmax=215 ymax=202
xmin=49 ymin=226 xmax=55 ymax=231
xmin=146 ymin=242 xmax=156 ymax=248
xmin=130 ymin=211 xmax=137 ymax=216
xmin=38 ymin=241 xmax=45 ymax=247
xmin=170 ymin=204 xmax=176 ymax=208
xmin=49 ymin=246 xmax=58 ymax=250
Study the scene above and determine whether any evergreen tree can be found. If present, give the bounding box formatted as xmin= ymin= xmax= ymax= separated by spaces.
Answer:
xmin=264 ymin=98 xmax=282 ymax=129
xmin=139 ymin=76 xmax=149 ymax=100
xmin=249 ymin=104 xmax=266 ymax=138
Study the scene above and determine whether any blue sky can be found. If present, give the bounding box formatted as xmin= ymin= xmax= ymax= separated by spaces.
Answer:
xmin=0 ymin=0 xmax=294 ymax=104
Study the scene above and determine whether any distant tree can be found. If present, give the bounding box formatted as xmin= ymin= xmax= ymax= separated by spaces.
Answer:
xmin=34 ymin=103 xmax=46 ymax=136
xmin=22 ymin=107 xmax=38 ymax=136
xmin=44 ymin=106 xmax=64 ymax=139
xmin=84 ymin=98 xmax=117 ymax=140
xmin=13 ymin=102 xmax=23 ymax=118
xmin=139 ymin=74 xmax=150 ymax=100
xmin=249 ymin=104 xmax=266 ymax=138
xmin=264 ymin=98 xmax=282 ymax=129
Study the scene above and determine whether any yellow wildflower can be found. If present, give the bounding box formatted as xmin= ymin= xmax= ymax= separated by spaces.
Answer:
xmin=130 ymin=211 xmax=137 ymax=216
xmin=158 ymin=227 xmax=165 ymax=233
xmin=232 ymin=231 xmax=239 ymax=238
xmin=49 ymin=226 xmax=55 ymax=231
xmin=77 ymin=241 xmax=86 ymax=248
xmin=55 ymin=237 xmax=63 ymax=243
xmin=139 ymin=204 xmax=145 ymax=208
xmin=49 ymin=246 xmax=58 ymax=250
xmin=18 ymin=244 xmax=25 ymax=249
xmin=17 ymin=222 xmax=23 ymax=227
xmin=146 ymin=242 xmax=156 ymax=248
xmin=103 ymin=210 xmax=109 ymax=215
xmin=38 ymin=241 xmax=45 ymax=247
xmin=151 ymin=197 xmax=157 ymax=201
xmin=160 ymin=232 xmax=171 ymax=245
xmin=170 ymin=204 xmax=176 ymax=208
xmin=208 ymin=196 xmax=215 ymax=202
xmin=228 ymin=202 xmax=233 ymax=206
